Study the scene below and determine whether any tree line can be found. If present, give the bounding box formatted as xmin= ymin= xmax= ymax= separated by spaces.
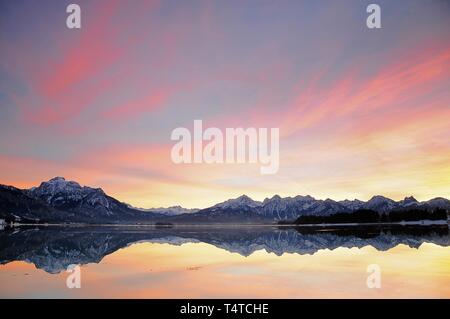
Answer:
xmin=293 ymin=208 xmax=448 ymax=225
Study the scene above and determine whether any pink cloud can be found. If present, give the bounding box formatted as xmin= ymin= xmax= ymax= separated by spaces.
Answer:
xmin=242 ymin=43 xmax=450 ymax=139
xmin=16 ymin=0 xmax=123 ymax=126
xmin=102 ymin=89 xmax=168 ymax=120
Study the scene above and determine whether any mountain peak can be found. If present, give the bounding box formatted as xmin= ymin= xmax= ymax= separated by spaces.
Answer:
xmin=365 ymin=195 xmax=396 ymax=213
xmin=28 ymin=177 xmax=109 ymax=207
xmin=213 ymin=194 xmax=262 ymax=209
xmin=38 ymin=176 xmax=82 ymax=190
xmin=367 ymin=195 xmax=395 ymax=204
xmin=234 ymin=194 xmax=260 ymax=206
xmin=369 ymin=195 xmax=389 ymax=200
xmin=403 ymin=196 xmax=418 ymax=203
xmin=262 ymin=195 xmax=282 ymax=204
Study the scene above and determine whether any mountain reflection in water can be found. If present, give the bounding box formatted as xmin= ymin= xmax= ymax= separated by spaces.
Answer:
xmin=0 ymin=225 xmax=448 ymax=274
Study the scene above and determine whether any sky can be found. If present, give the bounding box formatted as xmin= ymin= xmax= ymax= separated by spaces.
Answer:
xmin=0 ymin=0 xmax=449 ymax=208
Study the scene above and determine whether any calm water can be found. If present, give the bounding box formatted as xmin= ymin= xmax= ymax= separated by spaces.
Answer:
xmin=0 ymin=225 xmax=449 ymax=298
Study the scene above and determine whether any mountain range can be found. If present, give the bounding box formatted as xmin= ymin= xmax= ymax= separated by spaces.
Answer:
xmin=0 ymin=177 xmax=449 ymax=224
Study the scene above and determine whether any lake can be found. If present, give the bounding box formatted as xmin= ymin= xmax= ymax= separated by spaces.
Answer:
xmin=0 ymin=225 xmax=449 ymax=298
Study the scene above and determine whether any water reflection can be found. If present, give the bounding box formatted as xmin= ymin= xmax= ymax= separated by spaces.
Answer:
xmin=0 ymin=225 xmax=449 ymax=274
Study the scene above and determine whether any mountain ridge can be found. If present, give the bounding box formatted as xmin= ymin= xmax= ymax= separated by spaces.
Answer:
xmin=0 ymin=177 xmax=449 ymax=224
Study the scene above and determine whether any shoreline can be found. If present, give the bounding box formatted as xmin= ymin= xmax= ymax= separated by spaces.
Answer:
xmin=3 ymin=219 xmax=449 ymax=228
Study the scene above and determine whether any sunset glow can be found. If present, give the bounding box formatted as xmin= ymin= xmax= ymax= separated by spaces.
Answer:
xmin=1 ymin=0 xmax=449 ymax=208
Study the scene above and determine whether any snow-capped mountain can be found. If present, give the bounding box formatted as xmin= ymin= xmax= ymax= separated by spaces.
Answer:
xmin=260 ymin=195 xmax=319 ymax=220
xmin=166 ymin=195 xmax=267 ymax=223
xmin=28 ymin=177 xmax=111 ymax=211
xmin=0 ymin=177 xmax=449 ymax=224
xmin=421 ymin=197 xmax=450 ymax=210
xmin=1 ymin=177 xmax=165 ymax=224
xmin=364 ymin=195 xmax=397 ymax=213
xmin=398 ymin=196 xmax=419 ymax=207
xmin=338 ymin=199 xmax=365 ymax=211
xmin=168 ymin=193 xmax=450 ymax=223
xmin=133 ymin=205 xmax=199 ymax=216
xmin=211 ymin=195 xmax=262 ymax=210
